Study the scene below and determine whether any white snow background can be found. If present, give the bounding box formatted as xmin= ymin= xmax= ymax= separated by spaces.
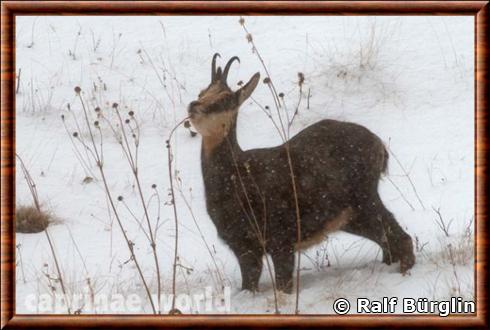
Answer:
xmin=15 ymin=16 xmax=474 ymax=314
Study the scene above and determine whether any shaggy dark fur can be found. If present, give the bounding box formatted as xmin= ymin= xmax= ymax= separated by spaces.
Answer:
xmin=190 ymin=54 xmax=415 ymax=293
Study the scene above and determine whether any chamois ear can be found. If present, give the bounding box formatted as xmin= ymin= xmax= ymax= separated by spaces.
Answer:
xmin=236 ymin=72 xmax=260 ymax=105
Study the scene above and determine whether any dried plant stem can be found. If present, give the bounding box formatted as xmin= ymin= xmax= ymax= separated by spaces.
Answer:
xmin=176 ymin=183 xmax=226 ymax=289
xmin=140 ymin=46 xmax=178 ymax=109
xmin=285 ymin=144 xmax=302 ymax=314
xmin=16 ymin=154 xmax=71 ymax=314
xmin=121 ymin=201 xmax=151 ymax=241
xmin=250 ymin=97 xmax=285 ymax=140
xmin=241 ymin=18 xmax=303 ymax=313
xmin=113 ymin=107 xmax=162 ymax=313
xmin=165 ymin=117 xmax=188 ymax=312
xmin=61 ymin=115 xmax=97 ymax=180
xmin=386 ymin=176 xmax=416 ymax=211
xmin=226 ymin=138 xmax=280 ymax=314
xmin=307 ymin=88 xmax=311 ymax=109
xmin=16 ymin=68 xmax=21 ymax=94
xmin=287 ymin=83 xmax=304 ymax=135
xmin=241 ymin=23 xmax=286 ymax=140
xmin=432 ymin=206 xmax=452 ymax=237
xmin=75 ymin=92 xmax=156 ymax=314
xmin=388 ymin=148 xmax=426 ymax=210
xmin=16 ymin=244 xmax=27 ymax=283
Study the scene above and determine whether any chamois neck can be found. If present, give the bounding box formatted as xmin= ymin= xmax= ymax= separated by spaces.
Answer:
xmin=201 ymin=119 xmax=241 ymax=160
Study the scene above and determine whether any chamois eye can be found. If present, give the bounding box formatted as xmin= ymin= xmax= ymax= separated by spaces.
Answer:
xmin=213 ymin=94 xmax=235 ymax=112
xmin=206 ymin=101 xmax=227 ymax=114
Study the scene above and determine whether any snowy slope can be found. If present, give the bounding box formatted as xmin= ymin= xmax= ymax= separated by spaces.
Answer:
xmin=15 ymin=16 xmax=474 ymax=314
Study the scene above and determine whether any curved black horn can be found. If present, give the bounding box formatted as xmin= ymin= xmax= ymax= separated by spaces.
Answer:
xmin=216 ymin=67 xmax=222 ymax=80
xmin=222 ymin=56 xmax=240 ymax=83
xmin=211 ymin=53 xmax=221 ymax=81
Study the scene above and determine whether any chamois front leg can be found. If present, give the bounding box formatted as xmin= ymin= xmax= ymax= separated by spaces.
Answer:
xmin=232 ymin=246 xmax=263 ymax=292
xmin=270 ymin=246 xmax=295 ymax=294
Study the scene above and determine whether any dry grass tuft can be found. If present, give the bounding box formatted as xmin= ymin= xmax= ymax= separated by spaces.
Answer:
xmin=16 ymin=205 xmax=52 ymax=233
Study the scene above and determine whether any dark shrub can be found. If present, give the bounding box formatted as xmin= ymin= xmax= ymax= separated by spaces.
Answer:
xmin=16 ymin=205 xmax=51 ymax=233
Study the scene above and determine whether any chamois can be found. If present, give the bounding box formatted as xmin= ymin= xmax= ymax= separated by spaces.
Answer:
xmin=188 ymin=53 xmax=415 ymax=293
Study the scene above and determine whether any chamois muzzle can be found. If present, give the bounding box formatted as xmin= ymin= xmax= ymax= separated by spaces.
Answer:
xmin=188 ymin=101 xmax=201 ymax=117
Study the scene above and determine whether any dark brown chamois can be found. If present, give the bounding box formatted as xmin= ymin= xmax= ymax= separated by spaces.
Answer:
xmin=188 ymin=53 xmax=415 ymax=293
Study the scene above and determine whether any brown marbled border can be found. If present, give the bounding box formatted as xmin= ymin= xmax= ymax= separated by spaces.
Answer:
xmin=1 ymin=1 xmax=488 ymax=329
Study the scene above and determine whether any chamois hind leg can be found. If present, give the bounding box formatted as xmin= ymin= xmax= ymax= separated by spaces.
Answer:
xmin=343 ymin=208 xmax=395 ymax=265
xmin=270 ymin=246 xmax=295 ymax=294
xmin=343 ymin=193 xmax=415 ymax=273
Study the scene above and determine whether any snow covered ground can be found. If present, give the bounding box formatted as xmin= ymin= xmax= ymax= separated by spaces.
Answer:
xmin=15 ymin=16 xmax=474 ymax=314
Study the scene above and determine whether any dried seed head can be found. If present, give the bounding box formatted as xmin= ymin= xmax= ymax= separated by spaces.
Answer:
xmin=279 ymin=92 xmax=284 ymax=98
xmin=117 ymin=196 xmax=123 ymax=201
xmin=67 ymin=104 xmax=71 ymax=110
xmin=298 ymin=72 xmax=305 ymax=85
xmin=184 ymin=120 xmax=191 ymax=128
xmin=72 ymin=132 xmax=78 ymax=138
xmin=265 ymin=105 xmax=269 ymax=110
xmin=112 ymin=102 xmax=118 ymax=109
xmin=74 ymin=86 xmax=81 ymax=94
xmin=263 ymin=77 xmax=271 ymax=84
xmin=95 ymin=107 xmax=101 ymax=112
xmin=246 ymin=33 xmax=253 ymax=43
xmin=237 ymin=80 xmax=243 ymax=86
xmin=239 ymin=17 xmax=245 ymax=26
xmin=168 ymin=308 xmax=182 ymax=315
xmin=125 ymin=119 xmax=130 ymax=124
xmin=94 ymin=121 xmax=99 ymax=127
xmin=128 ymin=110 xmax=134 ymax=117
xmin=151 ymin=184 xmax=157 ymax=189
xmin=61 ymin=114 xmax=65 ymax=121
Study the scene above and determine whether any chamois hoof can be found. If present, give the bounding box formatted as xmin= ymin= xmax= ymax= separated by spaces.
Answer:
xmin=400 ymin=253 xmax=416 ymax=274
xmin=399 ymin=239 xmax=416 ymax=274
xmin=238 ymin=288 xmax=259 ymax=298
xmin=241 ymin=285 xmax=259 ymax=294
xmin=276 ymin=282 xmax=293 ymax=294
xmin=382 ymin=252 xmax=393 ymax=265
xmin=382 ymin=247 xmax=401 ymax=265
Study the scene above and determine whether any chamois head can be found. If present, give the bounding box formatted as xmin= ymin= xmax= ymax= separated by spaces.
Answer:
xmin=188 ymin=53 xmax=260 ymax=138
